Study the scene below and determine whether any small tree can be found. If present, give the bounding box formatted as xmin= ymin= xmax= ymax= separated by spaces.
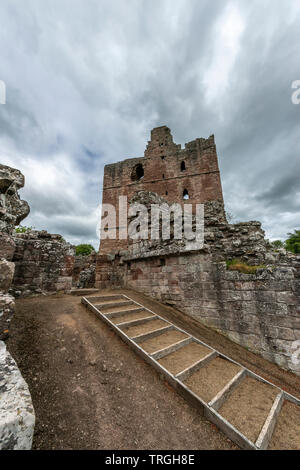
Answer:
xmin=271 ymin=240 xmax=284 ymax=249
xmin=285 ymin=230 xmax=300 ymax=254
xmin=75 ymin=244 xmax=95 ymax=256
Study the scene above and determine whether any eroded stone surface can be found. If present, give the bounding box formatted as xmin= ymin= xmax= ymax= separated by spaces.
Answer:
xmin=0 ymin=164 xmax=30 ymax=234
xmin=0 ymin=341 xmax=35 ymax=449
xmin=0 ymin=233 xmax=16 ymax=261
xmin=73 ymin=252 xmax=96 ymax=288
xmin=0 ymin=294 xmax=15 ymax=341
xmin=0 ymin=259 xmax=15 ymax=293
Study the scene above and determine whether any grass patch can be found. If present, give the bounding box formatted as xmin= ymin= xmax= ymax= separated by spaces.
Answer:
xmin=226 ymin=259 xmax=266 ymax=275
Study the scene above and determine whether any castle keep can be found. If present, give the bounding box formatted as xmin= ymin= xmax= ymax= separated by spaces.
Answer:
xmin=100 ymin=126 xmax=224 ymax=255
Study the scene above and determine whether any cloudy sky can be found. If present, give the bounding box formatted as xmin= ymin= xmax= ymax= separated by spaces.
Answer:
xmin=0 ymin=0 xmax=299 ymax=249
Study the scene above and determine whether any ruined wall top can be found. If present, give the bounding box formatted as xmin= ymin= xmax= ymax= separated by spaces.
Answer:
xmin=144 ymin=125 xmax=216 ymax=157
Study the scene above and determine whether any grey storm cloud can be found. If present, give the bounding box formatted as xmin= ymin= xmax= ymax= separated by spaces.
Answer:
xmin=0 ymin=0 xmax=300 ymax=247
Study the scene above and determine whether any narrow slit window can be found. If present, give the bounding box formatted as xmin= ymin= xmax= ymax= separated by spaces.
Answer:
xmin=183 ymin=189 xmax=189 ymax=200
xmin=181 ymin=161 xmax=186 ymax=171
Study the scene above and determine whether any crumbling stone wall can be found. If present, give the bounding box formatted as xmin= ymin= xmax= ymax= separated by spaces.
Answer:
xmin=0 ymin=164 xmax=29 ymax=340
xmin=0 ymin=163 xmax=35 ymax=450
xmin=0 ymin=260 xmax=15 ymax=341
xmin=72 ymin=252 xmax=96 ymax=288
xmin=11 ymin=231 xmax=75 ymax=296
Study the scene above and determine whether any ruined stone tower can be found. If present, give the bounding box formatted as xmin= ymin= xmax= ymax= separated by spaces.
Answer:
xmin=99 ymin=125 xmax=224 ymax=255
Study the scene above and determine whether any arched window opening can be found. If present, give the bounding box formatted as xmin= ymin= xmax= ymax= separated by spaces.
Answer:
xmin=181 ymin=161 xmax=186 ymax=171
xmin=162 ymin=174 xmax=165 ymax=179
xmin=131 ymin=163 xmax=144 ymax=181
xmin=183 ymin=189 xmax=189 ymax=200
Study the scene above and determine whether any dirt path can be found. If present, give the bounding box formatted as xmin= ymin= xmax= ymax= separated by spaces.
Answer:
xmin=7 ymin=293 xmax=237 ymax=450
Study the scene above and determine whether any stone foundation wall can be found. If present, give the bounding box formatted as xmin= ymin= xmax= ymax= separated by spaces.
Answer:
xmin=11 ymin=231 xmax=75 ymax=296
xmin=96 ymin=251 xmax=300 ymax=375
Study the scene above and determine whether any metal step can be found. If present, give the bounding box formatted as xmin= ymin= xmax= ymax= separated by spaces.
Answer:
xmin=85 ymin=295 xmax=124 ymax=302
xmin=116 ymin=315 xmax=159 ymax=329
xmin=103 ymin=307 xmax=145 ymax=319
xmin=68 ymin=288 xmax=99 ymax=296
xmin=94 ymin=300 xmax=134 ymax=310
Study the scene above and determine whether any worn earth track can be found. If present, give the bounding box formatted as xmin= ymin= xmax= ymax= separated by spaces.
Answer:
xmin=7 ymin=293 xmax=236 ymax=450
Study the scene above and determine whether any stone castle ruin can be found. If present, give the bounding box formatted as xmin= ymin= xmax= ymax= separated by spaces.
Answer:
xmin=100 ymin=125 xmax=225 ymax=255
xmin=0 ymin=126 xmax=300 ymax=449
xmin=96 ymin=126 xmax=300 ymax=376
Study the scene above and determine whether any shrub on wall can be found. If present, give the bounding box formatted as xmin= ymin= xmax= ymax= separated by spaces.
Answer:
xmin=226 ymin=259 xmax=266 ymax=274
xmin=75 ymin=244 xmax=95 ymax=256
xmin=15 ymin=225 xmax=34 ymax=233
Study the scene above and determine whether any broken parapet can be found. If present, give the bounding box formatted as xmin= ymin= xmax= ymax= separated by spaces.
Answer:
xmin=0 ymin=341 xmax=35 ymax=450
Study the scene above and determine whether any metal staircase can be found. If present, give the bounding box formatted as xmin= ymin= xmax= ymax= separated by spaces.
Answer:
xmin=82 ymin=293 xmax=300 ymax=450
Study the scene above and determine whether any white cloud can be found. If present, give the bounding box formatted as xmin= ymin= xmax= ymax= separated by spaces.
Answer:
xmin=202 ymin=2 xmax=245 ymax=108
